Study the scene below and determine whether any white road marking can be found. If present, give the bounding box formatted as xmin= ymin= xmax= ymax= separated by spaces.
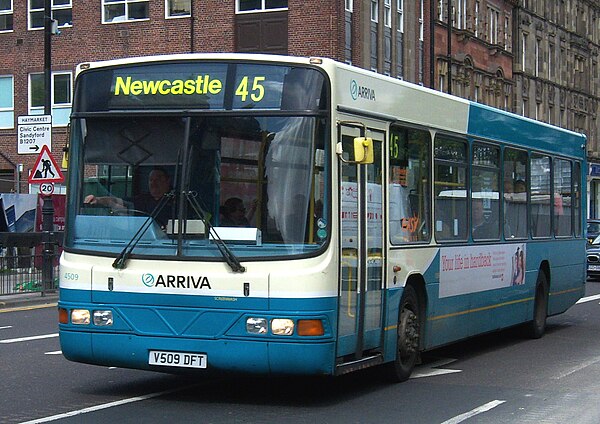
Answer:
xmin=440 ymin=400 xmax=506 ymax=424
xmin=551 ymin=356 xmax=600 ymax=380
xmin=576 ymin=294 xmax=600 ymax=304
xmin=0 ymin=333 xmax=58 ymax=344
xmin=0 ymin=325 xmax=12 ymax=330
xmin=411 ymin=357 xmax=462 ymax=379
xmin=44 ymin=350 xmax=62 ymax=355
xmin=20 ymin=386 xmax=196 ymax=424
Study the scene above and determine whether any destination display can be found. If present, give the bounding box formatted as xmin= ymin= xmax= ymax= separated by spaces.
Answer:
xmin=74 ymin=62 xmax=327 ymax=112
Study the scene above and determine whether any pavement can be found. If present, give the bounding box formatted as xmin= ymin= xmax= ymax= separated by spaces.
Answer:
xmin=0 ymin=291 xmax=59 ymax=310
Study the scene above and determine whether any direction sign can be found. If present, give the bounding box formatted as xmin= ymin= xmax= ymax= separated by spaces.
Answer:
xmin=28 ymin=145 xmax=65 ymax=184
xmin=17 ymin=115 xmax=52 ymax=154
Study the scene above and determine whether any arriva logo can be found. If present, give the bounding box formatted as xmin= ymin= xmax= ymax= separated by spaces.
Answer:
xmin=350 ymin=79 xmax=376 ymax=101
xmin=141 ymin=273 xmax=212 ymax=290
xmin=142 ymin=273 xmax=155 ymax=287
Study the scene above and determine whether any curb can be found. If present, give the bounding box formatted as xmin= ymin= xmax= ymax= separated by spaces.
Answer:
xmin=0 ymin=292 xmax=59 ymax=310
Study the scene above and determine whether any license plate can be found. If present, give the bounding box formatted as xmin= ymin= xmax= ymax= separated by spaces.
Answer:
xmin=588 ymin=265 xmax=600 ymax=271
xmin=148 ymin=350 xmax=207 ymax=369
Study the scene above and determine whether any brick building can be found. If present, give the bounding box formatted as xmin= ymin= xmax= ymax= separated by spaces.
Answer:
xmin=1 ymin=0 xmax=599 ymax=216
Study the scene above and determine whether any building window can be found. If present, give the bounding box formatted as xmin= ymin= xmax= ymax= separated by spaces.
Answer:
xmin=103 ymin=0 xmax=149 ymax=23
xmin=522 ymin=33 xmax=527 ymax=72
xmin=457 ymin=0 xmax=467 ymax=30
xmin=549 ymin=43 xmax=555 ymax=78
xmin=384 ymin=0 xmax=391 ymax=27
xmin=474 ymin=1 xmax=479 ymax=37
xmin=504 ymin=15 xmax=509 ymax=49
xmin=488 ymin=6 xmax=499 ymax=44
xmin=370 ymin=0 xmax=378 ymax=23
xmin=29 ymin=72 xmax=72 ymax=126
xmin=418 ymin=0 xmax=423 ymax=41
xmin=236 ymin=0 xmax=287 ymax=13
xmin=397 ymin=0 xmax=403 ymax=33
xmin=0 ymin=0 xmax=13 ymax=32
xmin=0 ymin=76 xmax=14 ymax=129
xmin=535 ymin=38 xmax=541 ymax=77
xmin=166 ymin=0 xmax=190 ymax=18
xmin=29 ymin=0 xmax=72 ymax=30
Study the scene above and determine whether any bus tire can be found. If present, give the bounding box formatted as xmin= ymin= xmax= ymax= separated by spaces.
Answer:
xmin=384 ymin=284 xmax=420 ymax=382
xmin=525 ymin=271 xmax=549 ymax=339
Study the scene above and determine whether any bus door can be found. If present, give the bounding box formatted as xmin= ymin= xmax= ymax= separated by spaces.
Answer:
xmin=337 ymin=123 xmax=385 ymax=360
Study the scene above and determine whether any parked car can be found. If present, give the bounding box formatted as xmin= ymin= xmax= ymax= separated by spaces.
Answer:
xmin=587 ymin=234 xmax=600 ymax=279
xmin=587 ymin=219 xmax=600 ymax=244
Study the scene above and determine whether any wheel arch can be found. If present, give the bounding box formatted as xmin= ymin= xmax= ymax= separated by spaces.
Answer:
xmin=405 ymin=273 xmax=427 ymax=349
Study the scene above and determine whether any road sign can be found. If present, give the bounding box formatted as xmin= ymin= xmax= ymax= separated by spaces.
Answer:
xmin=28 ymin=145 xmax=65 ymax=184
xmin=39 ymin=182 xmax=55 ymax=196
xmin=17 ymin=115 xmax=52 ymax=154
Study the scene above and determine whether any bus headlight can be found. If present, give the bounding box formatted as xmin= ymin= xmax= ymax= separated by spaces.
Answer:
xmin=93 ymin=310 xmax=113 ymax=326
xmin=246 ymin=317 xmax=268 ymax=334
xmin=271 ymin=319 xmax=294 ymax=335
xmin=71 ymin=309 xmax=90 ymax=325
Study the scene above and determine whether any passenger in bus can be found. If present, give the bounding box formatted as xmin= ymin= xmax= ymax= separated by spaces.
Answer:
xmin=472 ymin=200 xmax=497 ymax=240
xmin=84 ymin=167 xmax=173 ymax=227
xmin=220 ymin=197 xmax=256 ymax=227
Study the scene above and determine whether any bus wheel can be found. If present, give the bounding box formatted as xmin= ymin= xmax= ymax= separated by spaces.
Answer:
xmin=525 ymin=271 xmax=549 ymax=339
xmin=385 ymin=284 xmax=420 ymax=382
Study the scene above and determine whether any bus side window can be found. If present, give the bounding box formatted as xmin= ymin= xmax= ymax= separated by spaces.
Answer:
xmin=434 ymin=136 xmax=468 ymax=242
xmin=503 ymin=148 xmax=528 ymax=240
xmin=389 ymin=125 xmax=430 ymax=244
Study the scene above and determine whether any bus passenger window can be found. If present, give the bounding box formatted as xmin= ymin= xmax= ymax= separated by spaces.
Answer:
xmin=434 ymin=136 xmax=467 ymax=242
xmin=471 ymin=143 xmax=500 ymax=241
xmin=388 ymin=125 xmax=430 ymax=244
xmin=503 ymin=148 xmax=528 ymax=239
xmin=554 ymin=158 xmax=572 ymax=237
xmin=531 ymin=153 xmax=551 ymax=238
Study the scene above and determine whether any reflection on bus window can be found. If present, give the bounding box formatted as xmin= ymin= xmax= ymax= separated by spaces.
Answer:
xmin=389 ymin=125 xmax=430 ymax=244
xmin=503 ymin=148 xmax=528 ymax=239
xmin=471 ymin=143 xmax=500 ymax=241
xmin=531 ymin=153 xmax=551 ymax=238
xmin=434 ymin=136 xmax=467 ymax=241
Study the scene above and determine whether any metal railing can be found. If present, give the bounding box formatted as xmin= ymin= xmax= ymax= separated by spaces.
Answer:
xmin=0 ymin=232 xmax=63 ymax=296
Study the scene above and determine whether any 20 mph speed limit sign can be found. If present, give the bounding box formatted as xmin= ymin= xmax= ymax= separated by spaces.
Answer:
xmin=39 ymin=182 xmax=55 ymax=196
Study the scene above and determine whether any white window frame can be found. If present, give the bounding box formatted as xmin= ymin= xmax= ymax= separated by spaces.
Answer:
xmin=370 ymin=0 xmax=378 ymax=23
xmin=457 ymin=0 xmax=467 ymax=30
xmin=165 ymin=0 xmax=191 ymax=18
xmin=504 ymin=14 xmax=509 ymax=49
xmin=474 ymin=1 xmax=479 ymax=37
xmin=0 ymin=75 xmax=14 ymax=129
xmin=522 ymin=33 xmax=527 ymax=72
xmin=535 ymin=38 xmax=540 ymax=77
xmin=419 ymin=0 xmax=424 ymax=41
xmin=235 ymin=0 xmax=288 ymax=14
xmin=102 ymin=0 xmax=150 ymax=24
xmin=397 ymin=0 xmax=403 ymax=33
xmin=0 ymin=0 xmax=13 ymax=32
xmin=488 ymin=6 xmax=499 ymax=44
xmin=345 ymin=0 xmax=353 ymax=13
xmin=384 ymin=0 xmax=391 ymax=27
xmin=28 ymin=0 xmax=72 ymax=30
xmin=28 ymin=71 xmax=72 ymax=127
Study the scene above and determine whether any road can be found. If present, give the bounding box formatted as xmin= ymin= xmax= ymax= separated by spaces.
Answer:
xmin=1 ymin=281 xmax=600 ymax=424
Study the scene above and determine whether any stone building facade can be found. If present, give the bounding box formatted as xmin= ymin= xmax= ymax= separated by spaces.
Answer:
xmin=512 ymin=1 xmax=600 ymax=217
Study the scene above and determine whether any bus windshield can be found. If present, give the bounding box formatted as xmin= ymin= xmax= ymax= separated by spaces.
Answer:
xmin=65 ymin=62 xmax=329 ymax=260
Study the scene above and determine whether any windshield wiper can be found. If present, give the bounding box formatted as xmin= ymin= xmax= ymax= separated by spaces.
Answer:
xmin=112 ymin=192 xmax=175 ymax=270
xmin=185 ymin=191 xmax=246 ymax=273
